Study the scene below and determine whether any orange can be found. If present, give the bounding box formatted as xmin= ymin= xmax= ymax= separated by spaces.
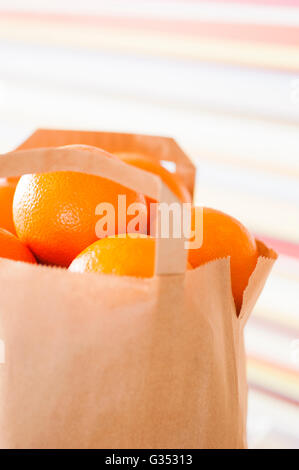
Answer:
xmin=69 ymin=234 xmax=155 ymax=277
xmin=6 ymin=177 xmax=20 ymax=184
xmin=13 ymin=172 xmax=147 ymax=267
xmin=188 ymin=207 xmax=258 ymax=313
xmin=0 ymin=178 xmax=18 ymax=234
xmin=115 ymin=152 xmax=191 ymax=203
xmin=69 ymin=234 xmax=192 ymax=276
xmin=0 ymin=228 xmax=36 ymax=264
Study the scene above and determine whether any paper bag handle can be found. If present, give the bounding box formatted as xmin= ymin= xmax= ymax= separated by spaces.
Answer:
xmin=0 ymin=145 xmax=187 ymax=276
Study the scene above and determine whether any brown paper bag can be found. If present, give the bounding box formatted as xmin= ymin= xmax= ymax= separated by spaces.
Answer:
xmin=0 ymin=130 xmax=276 ymax=449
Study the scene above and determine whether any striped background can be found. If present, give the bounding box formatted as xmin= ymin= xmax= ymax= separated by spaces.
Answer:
xmin=0 ymin=0 xmax=298 ymax=448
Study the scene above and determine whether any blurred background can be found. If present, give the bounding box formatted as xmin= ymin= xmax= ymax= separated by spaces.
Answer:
xmin=0 ymin=0 xmax=298 ymax=449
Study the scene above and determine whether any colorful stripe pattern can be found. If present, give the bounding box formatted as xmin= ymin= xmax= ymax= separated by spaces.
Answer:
xmin=1 ymin=1 xmax=299 ymax=70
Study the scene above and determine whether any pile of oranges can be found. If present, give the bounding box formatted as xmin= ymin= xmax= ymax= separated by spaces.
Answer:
xmin=0 ymin=152 xmax=258 ymax=313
